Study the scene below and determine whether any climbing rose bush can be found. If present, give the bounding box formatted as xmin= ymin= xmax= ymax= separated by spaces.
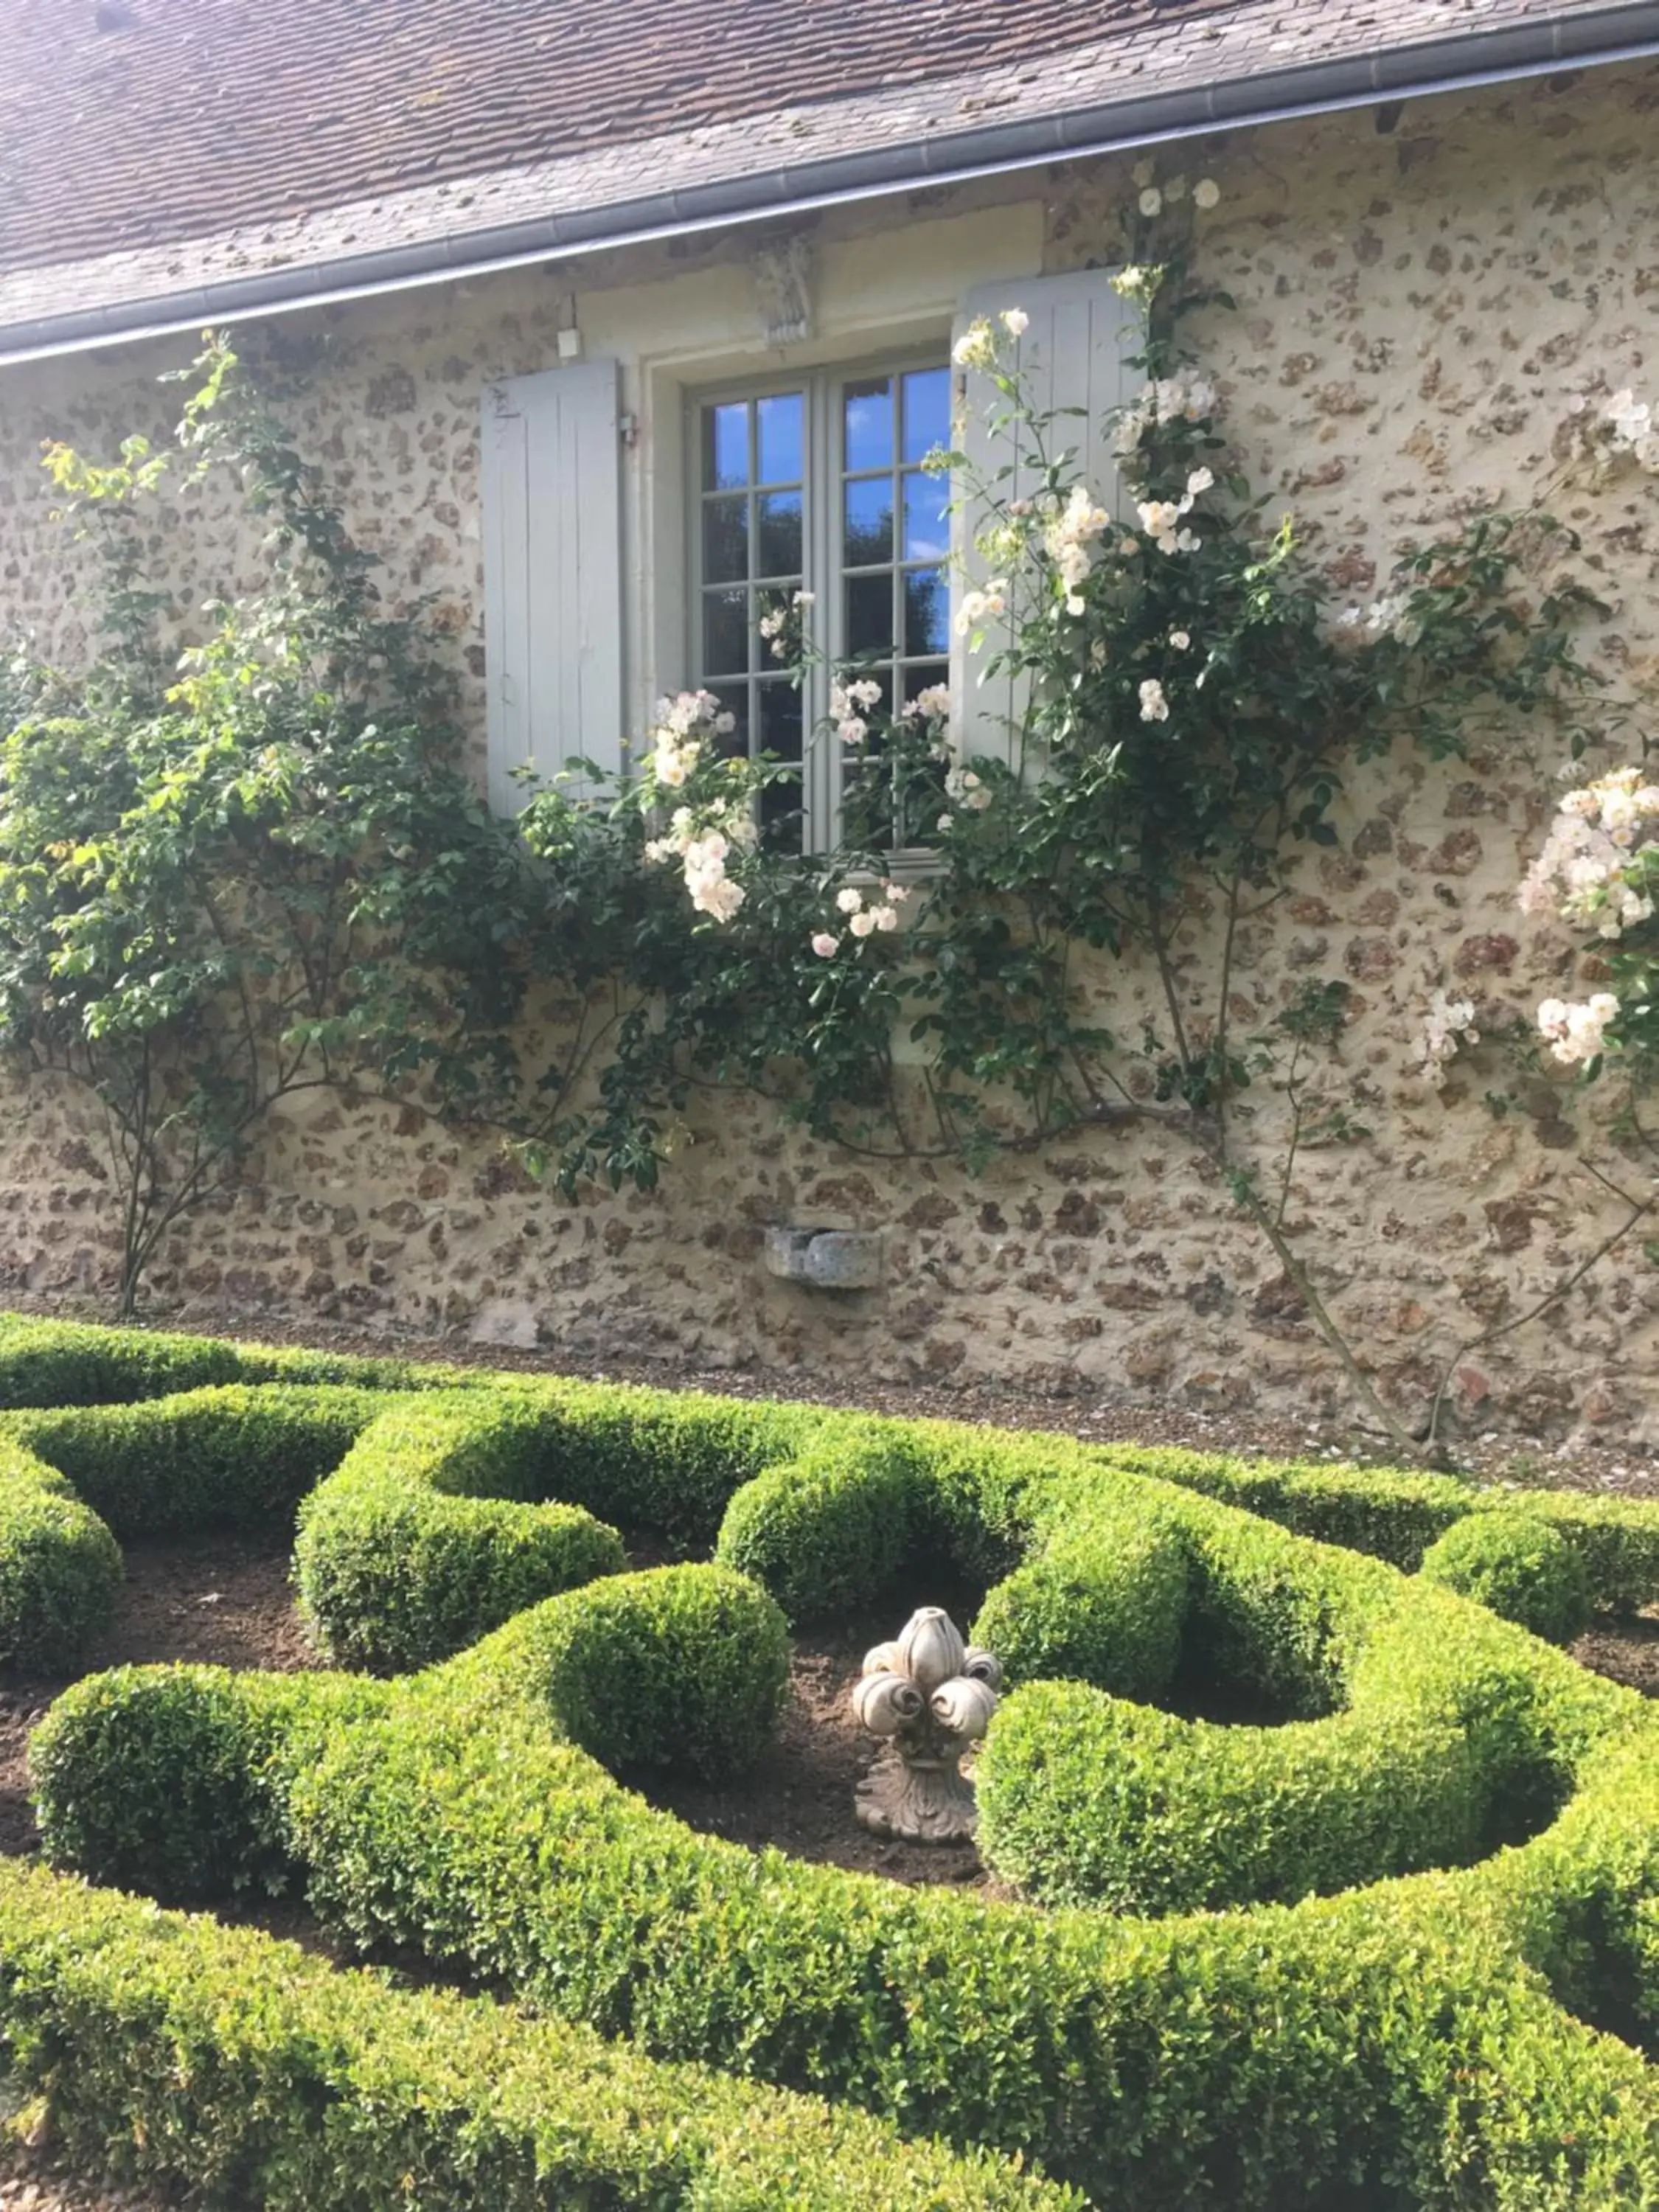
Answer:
xmin=1518 ymin=765 xmax=1659 ymax=1071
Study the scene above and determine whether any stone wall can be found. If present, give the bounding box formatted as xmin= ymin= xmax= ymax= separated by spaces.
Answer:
xmin=1 ymin=63 xmax=1658 ymax=1439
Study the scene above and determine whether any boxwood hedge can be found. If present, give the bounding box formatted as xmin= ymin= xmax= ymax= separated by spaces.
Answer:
xmin=0 ymin=1861 xmax=1067 ymax=2210
xmin=1420 ymin=1510 xmax=1593 ymax=1646
xmin=293 ymin=1394 xmax=630 ymax=1669
xmin=10 ymin=1313 xmax=1659 ymax=2207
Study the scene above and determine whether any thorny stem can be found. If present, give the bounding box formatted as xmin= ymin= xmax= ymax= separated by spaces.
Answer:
xmin=1225 ymin=1163 xmax=1429 ymax=1465
xmin=1147 ymin=876 xmax=1427 ymax=1463
xmin=1425 ymin=1170 xmax=1659 ymax=1453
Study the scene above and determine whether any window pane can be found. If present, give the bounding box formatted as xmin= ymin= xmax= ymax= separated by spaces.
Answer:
xmin=845 ymin=571 xmax=894 ymax=658
xmin=702 ymin=588 xmax=749 ymax=676
xmin=702 ymin=495 xmax=748 ymax=585
xmin=757 ymin=491 xmax=802 ymax=577
xmin=902 ymin=470 xmax=950 ymax=562
xmin=709 ymin=683 xmax=748 ymax=759
xmin=759 ymin=684 xmax=803 ymax=844
xmin=902 ymin=366 xmax=950 ymax=463
xmin=704 ymin=403 xmax=749 ymax=490
xmin=757 ymin=392 xmax=804 ymax=485
xmin=759 ymin=679 xmax=804 ymax=764
xmin=903 ymin=568 xmax=949 ymax=656
xmin=844 ymin=377 xmax=893 ymax=473
xmin=844 ymin=479 xmax=893 ymax=567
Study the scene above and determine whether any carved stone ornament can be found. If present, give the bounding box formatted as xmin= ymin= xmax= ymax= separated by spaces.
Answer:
xmin=852 ymin=1607 xmax=1001 ymax=1843
xmin=751 ymin=233 xmax=814 ymax=349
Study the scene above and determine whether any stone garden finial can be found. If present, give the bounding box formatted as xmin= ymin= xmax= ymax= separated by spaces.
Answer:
xmin=852 ymin=1607 xmax=1001 ymax=1843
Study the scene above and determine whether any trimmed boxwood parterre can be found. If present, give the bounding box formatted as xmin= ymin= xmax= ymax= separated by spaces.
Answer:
xmin=0 ymin=1861 xmax=1065 ymax=2210
xmin=7 ymin=1315 xmax=1659 ymax=2205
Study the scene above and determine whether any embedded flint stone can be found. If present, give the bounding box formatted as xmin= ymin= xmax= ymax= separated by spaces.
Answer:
xmin=762 ymin=1225 xmax=883 ymax=1290
xmin=852 ymin=1606 xmax=1001 ymax=1843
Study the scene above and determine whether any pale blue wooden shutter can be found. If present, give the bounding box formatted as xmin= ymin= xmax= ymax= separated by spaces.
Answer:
xmin=481 ymin=360 xmax=623 ymax=812
xmin=949 ymin=271 xmax=1138 ymax=774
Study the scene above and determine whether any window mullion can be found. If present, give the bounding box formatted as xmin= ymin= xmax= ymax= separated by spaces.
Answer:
xmin=810 ymin=367 xmax=838 ymax=853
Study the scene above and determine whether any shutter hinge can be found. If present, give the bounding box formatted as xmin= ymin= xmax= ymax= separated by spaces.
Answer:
xmin=619 ymin=411 xmax=639 ymax=450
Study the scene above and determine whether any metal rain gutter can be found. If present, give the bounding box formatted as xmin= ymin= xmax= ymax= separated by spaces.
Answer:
xmin=4 ymin=0 xmax=1658 ymax=367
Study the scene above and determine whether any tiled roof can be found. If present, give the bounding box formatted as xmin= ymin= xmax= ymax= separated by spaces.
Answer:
xmin=0 ymin=0 xmax=1647 ymax=355
xmin=0 ymin=0 xmax=1222 ymax=282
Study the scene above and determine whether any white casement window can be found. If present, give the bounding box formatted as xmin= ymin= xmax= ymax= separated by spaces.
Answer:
xmin=481 ymin=270 xmax=1137 ymax=846
xmin=690 ymin=355 xmax=952 ymax=853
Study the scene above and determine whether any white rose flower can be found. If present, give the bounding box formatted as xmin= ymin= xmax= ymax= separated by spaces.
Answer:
xmin=836 ymin=886 xmax=864 ymax=915
xmin=811 ymin=932 xmax=839 ymax=958
xmin=871 ymin=905 xmax=900 ymax=932
xmin=1001 ymin=307 xmax=1030 ymax=338
xmin=1193 ymin=178 xmax=1220 ymax=209
xmin=1169 ymin=630 xmax=1192 ymax=651
xmin=952 ymin=319 xmax=998 ymax=372
xmin=1139 ymin=679 xmax=1170 ymax=723
xmin=1139 ymin=187 xmax=1162 ymax=217
xmin=849 ymin=909 xmax=878 ymax=938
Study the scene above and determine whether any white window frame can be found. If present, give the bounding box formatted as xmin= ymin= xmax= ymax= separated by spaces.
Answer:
xmin=685 ymin=344 xmax=953 ymax=858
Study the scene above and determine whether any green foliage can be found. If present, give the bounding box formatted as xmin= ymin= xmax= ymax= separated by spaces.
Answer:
xmin=451 ymin=1562 xmax=791 ymax=1779
xmin=3 ymin=338 xmax=535 ymax=1312
xmin=970 ymin=1486 xmax=1188 ymax=1698
xmin=464 ymin=1376 xmax=833 ymax=1549
xmin=0 ymin=1864 xmax=1069 ymax=2212
xmin=1421 ymin=1512 xmax=1593 ymax=1646
xmin=8 ymin=1382 xmax=384 ymax=1537
xmin=27 ymin=1341 xmax=1659 ymax=2207
xmin=714 ymin=1437 xmax=919 ymax=1622
xmin=1096 ymin=1438 xmax=1659 ymax=1610
xmin=976 ymin=1679 xmax=1489 ymax=1913
xmin=0 ymin=1438 xmax=121 ymax=1670
xmin=0 ymin=1314 xmax=476 ymax=1405
xmin=972 ymin=1501 xmax=1567 ymax=1910
xmin=29 ymin=1664 xmax=384 ymax=1902
xmin=294 ymin=1394 xmax=628 ymax=1671
xmin=0 ymin=1316 xmax=247 ymax=1405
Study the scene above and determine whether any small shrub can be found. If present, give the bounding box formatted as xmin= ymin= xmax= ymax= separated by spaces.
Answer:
xmin=1421 ymin=1512 xmax=1593 ymax=1645
xmin=449 ymin=1563 xmax=792 ymax=1779
xmin=9 ymin=1383 xmax=383 ymax=1537
xmin=976 ymin=1680 xmax=1489 ymax=1912
xmin=29 ymin=1664 xmax=388 ymax=1902
xmin=970 ymin=1486 xmax=1188 ymax=1697
xmin=0 ymin=1439 xmax=121 ymax=1671
xmin=0 ymin=1318 xmax=246 ymax=1408
xmin=715 ymin=1437 xmax=918 ymax=1622
xmin=293 ymin=1395 xmax=628 ymax=1669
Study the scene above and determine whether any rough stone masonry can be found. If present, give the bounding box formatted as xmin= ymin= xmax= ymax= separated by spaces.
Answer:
xmin=1 ymin=63 xmax=1658 ymax=1441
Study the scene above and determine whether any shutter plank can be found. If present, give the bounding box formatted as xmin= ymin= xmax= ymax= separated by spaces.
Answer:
xmin=482 ymin=359 xmax=623 ymax=813
xmin=950 ymin=273 xmax=1137 ymax=774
